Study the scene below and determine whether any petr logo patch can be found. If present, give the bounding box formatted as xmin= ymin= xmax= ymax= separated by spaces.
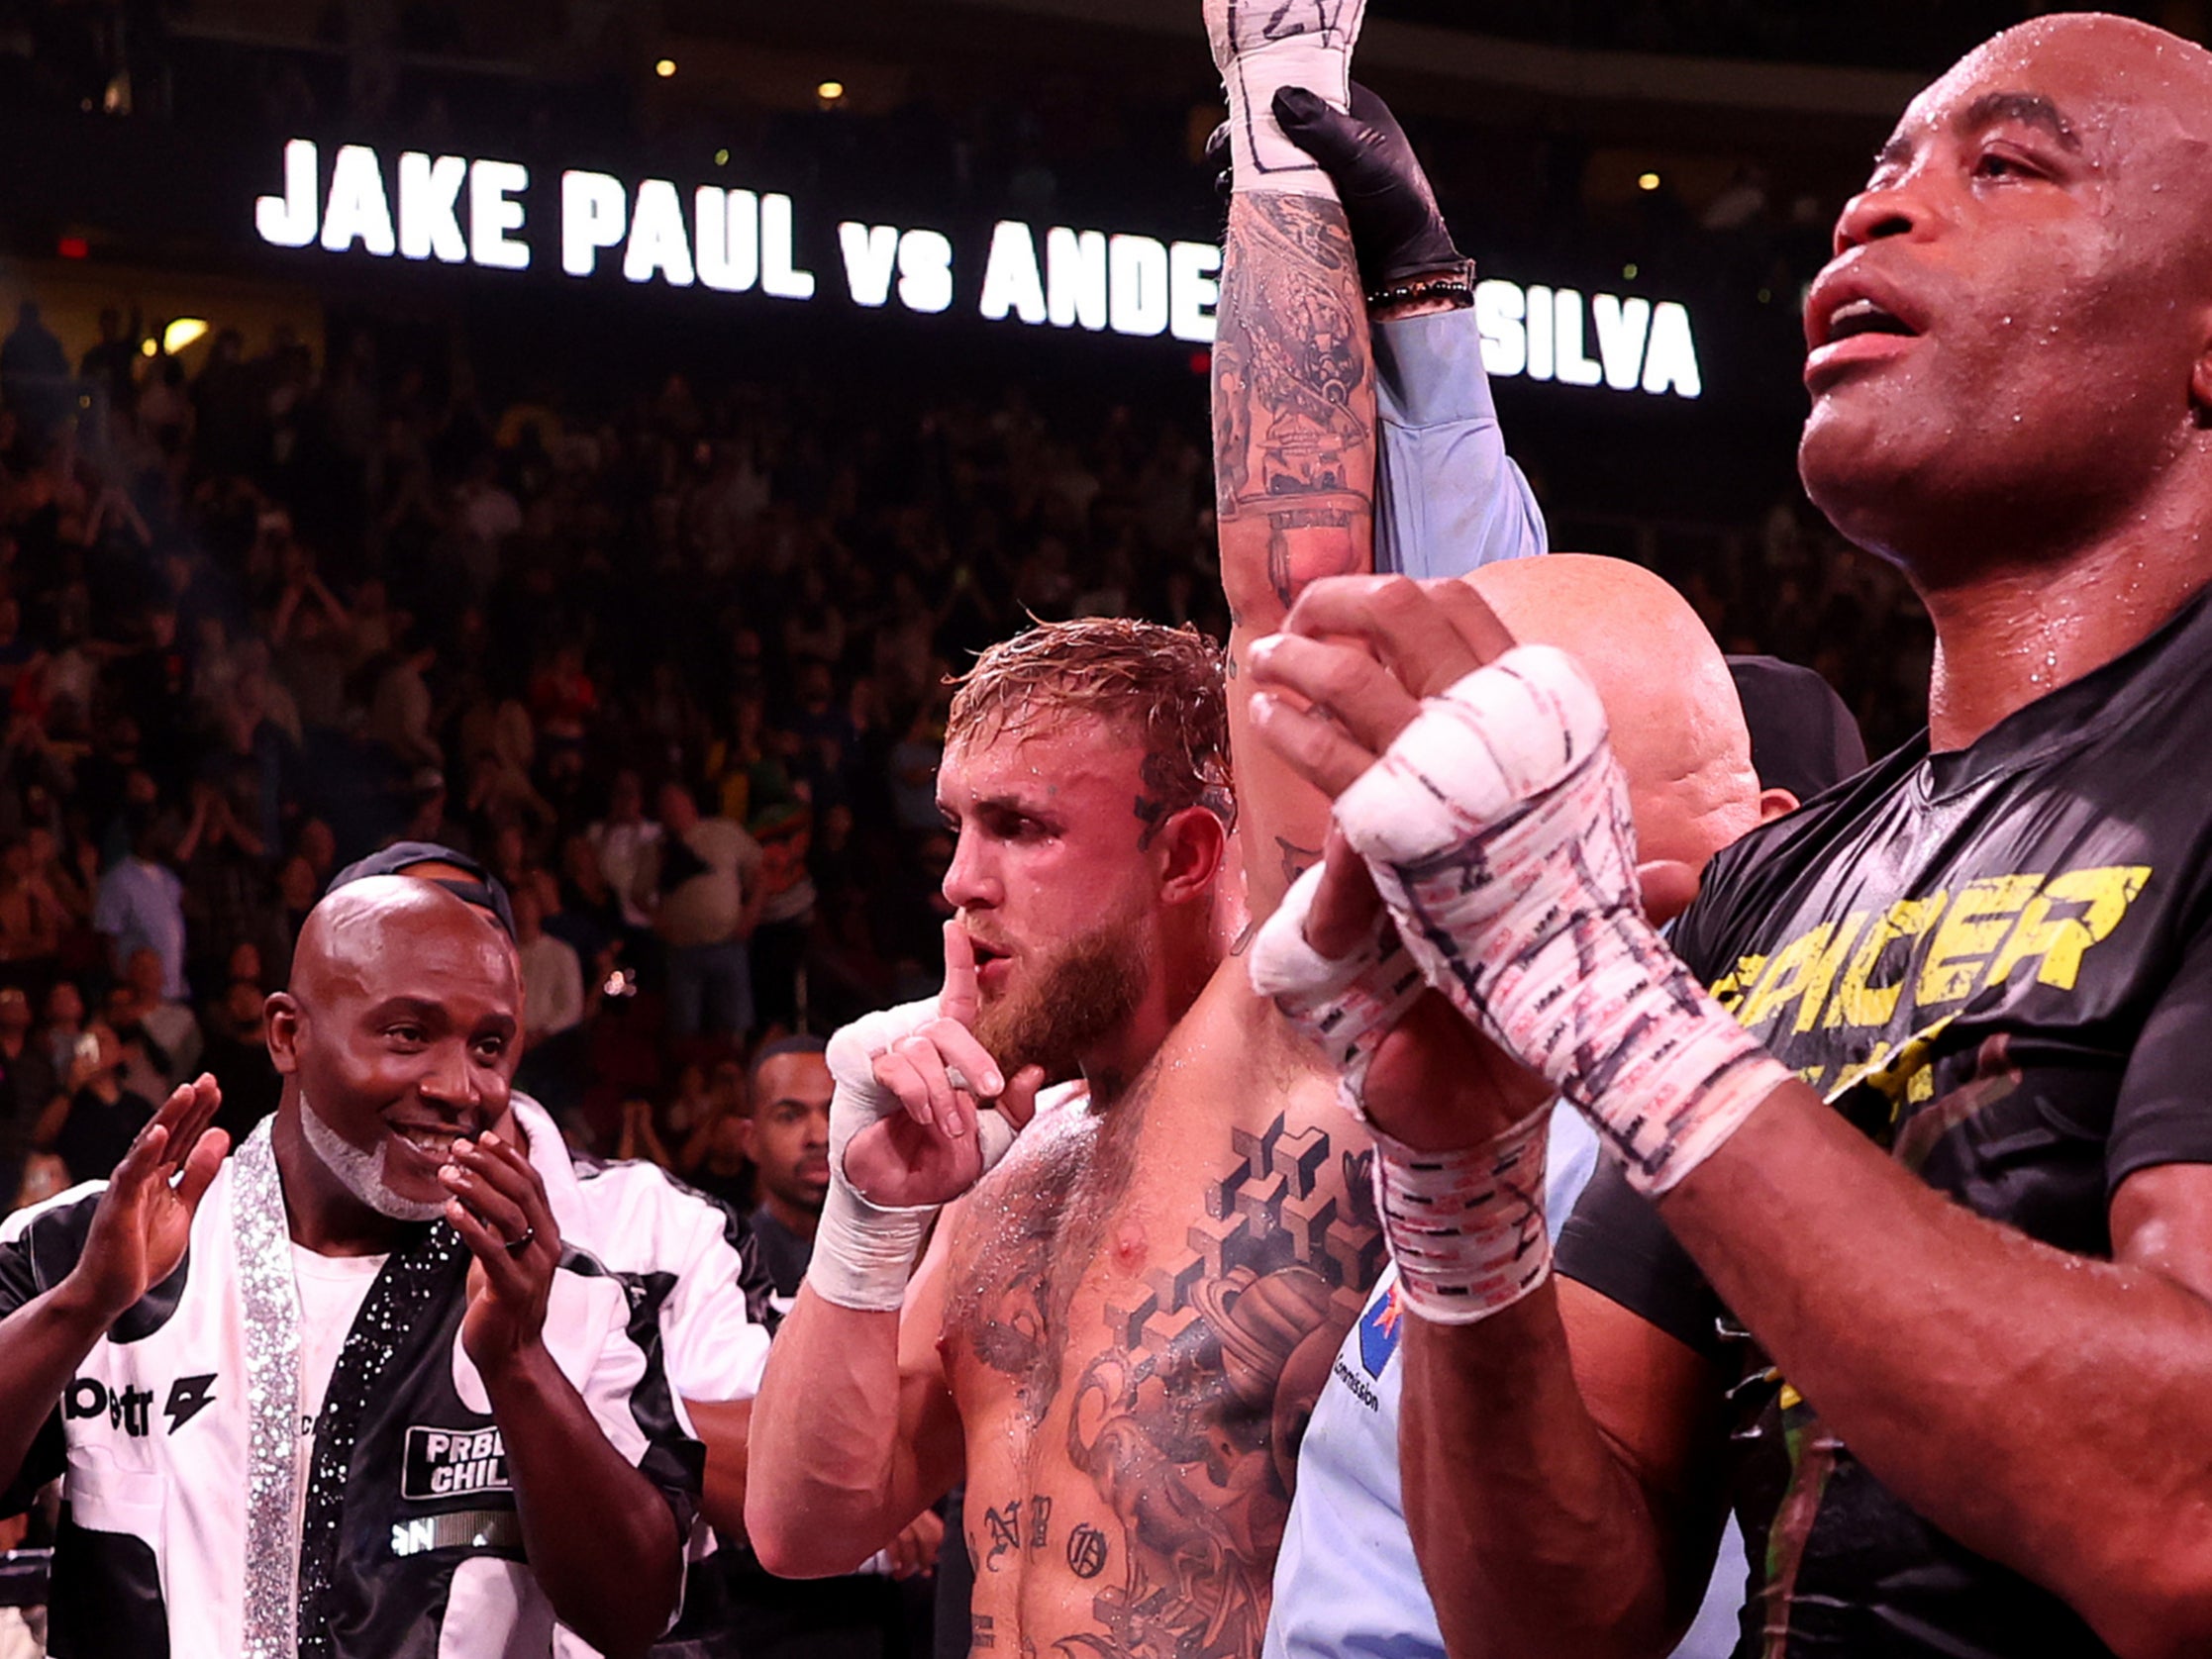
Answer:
xmin=402 ymin=1426 xmax=511 ymax=1501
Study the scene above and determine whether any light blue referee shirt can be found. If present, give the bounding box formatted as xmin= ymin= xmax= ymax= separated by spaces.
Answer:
xmin=1266 ymin=302 xmax=1748 ymax=1659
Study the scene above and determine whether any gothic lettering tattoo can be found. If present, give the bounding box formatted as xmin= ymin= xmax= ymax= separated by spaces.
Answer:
xmin=973 ymin=1615 xmax=997 ymax=1651
xmin=983 ymin=1498 xmax=1023 ymax=1571
xmin=1029 ymin=1494 xmax=1054 ymax=1552
xmin=1065 ymin=1524 xmax=1110 ymax=1580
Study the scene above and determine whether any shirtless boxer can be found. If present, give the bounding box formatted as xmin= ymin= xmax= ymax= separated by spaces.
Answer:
xmin=747 ymin=6 xmax=1490 ymax=1655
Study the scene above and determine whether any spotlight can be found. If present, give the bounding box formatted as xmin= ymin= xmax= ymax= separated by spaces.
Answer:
xmin=162 ymin=318 xmax=209 ymax=354
xmin=1638 ymin=172 xmax=1661 ymax=192
xmin=714 ymin=147 xmax=730 ymax=166
xmin=654 ymin=57 xmax=676 ymax=78
xmin=817 ymin=79 xmax=846 ymax=102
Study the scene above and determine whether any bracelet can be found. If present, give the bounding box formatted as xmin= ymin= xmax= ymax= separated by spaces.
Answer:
xmin=1366 ymin=263 xmax=1475 ymax=312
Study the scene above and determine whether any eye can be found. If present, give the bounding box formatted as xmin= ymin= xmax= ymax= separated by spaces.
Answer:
xmin=473 ymin=1034 xmax=509 ymax=1061
xmin=386 ymin=1024 xmax=428 ymax=1047
xmin=1974 ymin=147 xmax=2039 ymax=181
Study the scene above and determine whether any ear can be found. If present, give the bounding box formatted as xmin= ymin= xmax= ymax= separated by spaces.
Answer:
xmin=1636 ymin=859 xmax=1703 ymax=927
xmin=1154 ymin=805 xmax=1229 ymax=906
xmin=264 ymin=992 xmax=303 ymax=1076
xmin=1758 ymin=786 xmax=1801 ymax=824
xmin=736 ymin=1117 xmax=761 ymax=1163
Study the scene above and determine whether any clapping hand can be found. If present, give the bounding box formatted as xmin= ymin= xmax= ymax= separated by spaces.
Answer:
xmin=65 ymin=1075 xmax=227 ymax=1323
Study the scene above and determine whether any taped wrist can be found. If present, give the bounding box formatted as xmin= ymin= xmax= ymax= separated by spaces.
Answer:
xmin=1340 ymin=647 xmax=1792 ymax=1196
xmin=809 ymin=999 xmax=948 ymax=1313
xmin=809 ymin=1181 xmax=935 ymax=1315
xmin=1205 ymin=0 xmax=1366 ymax=193
xmin=1248 ymin=860 xmax=1426 ymax=1122
xmin=1373 ymin=1104 xmax=1552 ymax=1323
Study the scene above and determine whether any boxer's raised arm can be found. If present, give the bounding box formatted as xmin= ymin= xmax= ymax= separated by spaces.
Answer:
xmin=1213 ymin=188 xmax=1375 ymax=921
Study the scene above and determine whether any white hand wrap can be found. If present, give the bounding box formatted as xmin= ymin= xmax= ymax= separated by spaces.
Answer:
xmin=1249 ymin=860 xmax=1426 ymax=1122
xmin=1374 ymin=1104 xmax=1553 ymax=1323
xmin=810 ymin=999 xmax=1019 ymax=1312
xmin=1204 ymin=0 xmax=1366 ymax=192
xmin=1340 ymin=646 xmax=1792 ymax=1196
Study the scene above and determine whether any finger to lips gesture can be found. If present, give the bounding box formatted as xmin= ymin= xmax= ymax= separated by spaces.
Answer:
xmin=1248 ymin=575 xmax=1517 ymax=797
xmin=872 ymin=922 xmax=1042 ymax=1142
xmin=74 ymin=1074 xmax=228 ymax=1321
xmin=445 ymin=1129 xmax=558 ymax=1371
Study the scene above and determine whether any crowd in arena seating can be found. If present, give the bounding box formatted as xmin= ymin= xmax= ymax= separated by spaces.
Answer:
xmin=0 ymin=279 xmax=1920 ymax=1220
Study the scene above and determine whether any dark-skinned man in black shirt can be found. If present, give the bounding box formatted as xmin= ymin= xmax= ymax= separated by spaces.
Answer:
xmin=1236 ymin=13 xmax=2212 ymax=1659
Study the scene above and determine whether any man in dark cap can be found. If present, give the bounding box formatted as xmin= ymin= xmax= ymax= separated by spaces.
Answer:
xmin=324 ymin=841 xmax=777 ymax=1542
xmin=0 ymin=878 xmax=696 ymax=1656
xmin=1726 ymin=655 xmax=1869 ymax=813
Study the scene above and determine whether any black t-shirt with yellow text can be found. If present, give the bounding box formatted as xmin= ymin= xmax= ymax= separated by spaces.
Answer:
xmin=1559 ymin=585 xmax=2212 ymax=1658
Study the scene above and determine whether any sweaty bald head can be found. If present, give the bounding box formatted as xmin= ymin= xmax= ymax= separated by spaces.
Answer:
xmin=1460 ymin=555 xmax=1759 ymax=871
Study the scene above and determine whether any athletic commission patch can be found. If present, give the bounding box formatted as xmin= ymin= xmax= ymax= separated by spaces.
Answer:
xmin=1357 ymin=1281 xmax=1404 ymax=1380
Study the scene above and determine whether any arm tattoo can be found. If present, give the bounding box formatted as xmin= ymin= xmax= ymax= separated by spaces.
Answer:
xmin=1212 ymin=192 xmax=1371 ymax=543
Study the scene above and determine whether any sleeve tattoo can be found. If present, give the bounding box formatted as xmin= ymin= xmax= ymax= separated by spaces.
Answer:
xmin=1212 ymin=192 xmax=1372 ymax=611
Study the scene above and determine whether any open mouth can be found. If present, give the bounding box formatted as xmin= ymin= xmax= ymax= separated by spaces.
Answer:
xmin=388 ymin=1122 xmax=467 ymax=1167
xmin=1823 ymin=298 xmax=1917 ymax=343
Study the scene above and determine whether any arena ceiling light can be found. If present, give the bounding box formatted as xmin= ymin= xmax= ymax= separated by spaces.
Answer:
xmin=1638 ymin=171 xmax=1662 ymax=192
xmin=817 ymin=80 xmax=845 ymax=101
xmin=162 ymin=318 xmax=209 ymax=354
xmin=654 ymin=58 xmax=676 ymax=78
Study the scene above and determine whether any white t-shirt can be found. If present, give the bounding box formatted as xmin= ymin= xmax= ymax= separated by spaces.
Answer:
xmin=288 ymin=1244 xmax=386 ymax=1544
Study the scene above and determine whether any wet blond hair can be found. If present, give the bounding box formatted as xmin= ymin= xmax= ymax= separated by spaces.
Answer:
xmin=946 ymin=618 xmax=1234 ymax=837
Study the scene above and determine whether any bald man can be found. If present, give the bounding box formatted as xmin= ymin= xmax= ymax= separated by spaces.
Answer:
xmin=1265 ymin=557 xmax=1779 ymax=1659
xmin=0 ymin=879 xmax=698 ymax=1659
xmin=1244 ymin=15 xmax=2212 ymax=1658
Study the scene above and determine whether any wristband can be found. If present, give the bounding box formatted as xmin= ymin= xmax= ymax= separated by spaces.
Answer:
xmin=1248 ymin=860 xmax=1426 ymax=1123
xmin=807 ymin=998 xmax=1014 ymax=1312
xmin=809 ymin=1178 xmax=936 ymax=1315
xmin=1367 ymin=265 xmax=1475 ymax=312
xmin=1206 ymin=0 xmax=1367 ymax=193
xmin=1373 ymin=1103 xmax=1552 ymax=1323
xmin=1341 ymin=647 xmax=1792 ymax=1195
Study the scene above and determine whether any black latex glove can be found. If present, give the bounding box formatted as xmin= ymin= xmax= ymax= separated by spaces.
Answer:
xmin=1273 ymin=82 xmax=1464 ymax=292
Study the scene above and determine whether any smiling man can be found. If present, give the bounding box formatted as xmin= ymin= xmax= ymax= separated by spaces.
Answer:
xmin=0 ymin=877 xmax=699 ymax=1659
xmin=1236 ymin=13 xmax=2212 ymax=1659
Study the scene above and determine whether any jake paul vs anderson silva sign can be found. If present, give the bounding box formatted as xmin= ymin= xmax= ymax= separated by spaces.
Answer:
xmin=253 ymin=139 xmax=1703 ymax=400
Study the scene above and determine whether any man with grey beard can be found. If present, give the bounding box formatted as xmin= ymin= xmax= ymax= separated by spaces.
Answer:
xmin=0 ymin=877 xmax=701 ymax=1658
